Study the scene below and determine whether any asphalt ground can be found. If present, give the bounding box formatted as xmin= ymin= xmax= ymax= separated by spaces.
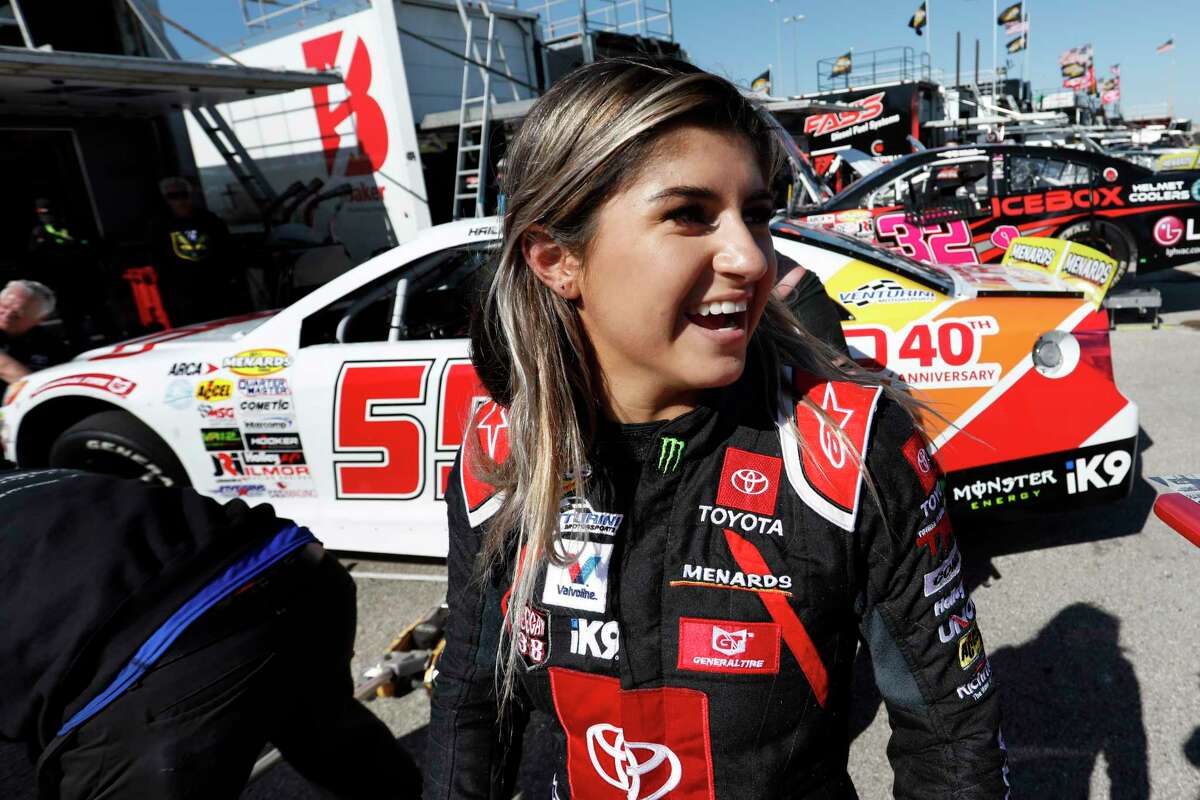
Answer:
xmin=3 ymin=268 xmax=1199 ymax=799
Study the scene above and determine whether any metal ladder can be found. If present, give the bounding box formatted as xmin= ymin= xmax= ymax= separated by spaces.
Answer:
xmin=124 ymin=0 xmax=277 ymax=213
xmin=452 ymin=1 xmax=522 ymax=220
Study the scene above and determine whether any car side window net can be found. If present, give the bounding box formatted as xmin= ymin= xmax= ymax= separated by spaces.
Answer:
xmin=1009 ymin=156 xmax=1093 ymax=193
xmin=299 ymin=244 xmax=495 ymax=346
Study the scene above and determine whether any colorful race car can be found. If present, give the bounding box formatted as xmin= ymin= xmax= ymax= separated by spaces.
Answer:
xmin=790 ymin=143 xmax=1200 ymax=284
xmin=0 ymin=218 xmax=1138 ymax=556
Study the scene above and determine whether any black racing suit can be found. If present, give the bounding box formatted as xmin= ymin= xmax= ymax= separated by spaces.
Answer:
xmin=425 ymin=360 xmax=1010 ymax=799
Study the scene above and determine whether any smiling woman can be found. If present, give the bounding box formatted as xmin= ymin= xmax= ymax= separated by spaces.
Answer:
xmin=425 ymin=58 xmax=1011 ymax=800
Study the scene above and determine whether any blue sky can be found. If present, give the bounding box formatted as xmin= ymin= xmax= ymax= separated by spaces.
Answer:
xmin=162 ymin=0 xmax=1197 ymax=121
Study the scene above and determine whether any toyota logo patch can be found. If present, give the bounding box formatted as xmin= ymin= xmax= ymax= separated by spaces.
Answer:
xmin=731 ymin=468 xmax=769 ymax=496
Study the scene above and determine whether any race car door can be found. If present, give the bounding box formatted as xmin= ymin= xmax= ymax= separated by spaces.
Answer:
xmin=288 ymin=243 xmax=490 ymax=556
xmin=873 ymin=152 xmax=995 ymax=265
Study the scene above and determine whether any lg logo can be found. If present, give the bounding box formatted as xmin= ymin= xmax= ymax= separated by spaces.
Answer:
xmin=1154 ymin=216 xmax=1184 ymax=247
xmin=586 ymin=723 xmax=681 ymax=800
xmin=730 ymin=468 xmax=769 ymax=496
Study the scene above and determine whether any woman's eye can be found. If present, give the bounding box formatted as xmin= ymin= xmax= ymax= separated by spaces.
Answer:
xmin=666 ymin=205 xmax=713 ymax=226
xmin=744 ymin=206 xmax=773 ymax=226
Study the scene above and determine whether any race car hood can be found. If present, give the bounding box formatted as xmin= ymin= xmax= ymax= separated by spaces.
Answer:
xmin=75 ymin=311 xmax=278 ymax=362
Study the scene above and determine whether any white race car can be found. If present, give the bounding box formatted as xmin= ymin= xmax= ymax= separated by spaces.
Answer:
xmin=2 ymin=218 xmax=1137 ymax=556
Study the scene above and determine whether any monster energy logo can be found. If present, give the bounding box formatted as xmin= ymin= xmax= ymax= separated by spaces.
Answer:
xmin=658 ymin=437 xmax=685 ymax=473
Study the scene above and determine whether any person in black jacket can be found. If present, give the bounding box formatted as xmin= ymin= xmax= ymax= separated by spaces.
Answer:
xmin=424 ymin=58 xmax=1010 ymax=799
xmin=0 ymin=469 xmax=415 ymax=800
xmin=146 ymin=177 xmax=248 ymax=327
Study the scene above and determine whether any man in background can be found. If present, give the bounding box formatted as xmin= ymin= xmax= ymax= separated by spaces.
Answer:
xmin=146 ymin=177 xmax=248 ymax=327
xmin=0 ymin=280 xmax=67 ymax=389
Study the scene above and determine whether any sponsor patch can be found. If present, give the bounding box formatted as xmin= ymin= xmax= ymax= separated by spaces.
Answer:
xmin=937 ymin=598 xmax=977 ymax=642
xmin=194 ymin=378 xmax=233 ymax=402
xmin=933 ymin=581 xmax=967 ymax=617
xmin=916 ymin=503 xmax=953 ymax=558
xmin=672 ymin=563 xmax=792 ymax=595
xmin=197 ymin=403 xmax=237 ymax=425
xmin=224 ymin=348 xmax=290 ymax=377
xmin=1128 ymin=179 xmax=1190 ymax=204
xmin=516 ymin=603 xmax=550 ymax=669
xmin=958 ymin=624 xmax=984 ymax=669
xmin=559 ymin=496 xmax=623 ymax=538
xmin=31 ymin=373 xmax=135 ymax=400
xmin=241 ymin=450 xmax=306 ymax=465
xmin=1062 ymin=252 xmax=1115 ymax=286
xmin=901 ymin=432 xmax=938 ymax=493
xmin=1065 ymin=449 xmax=1132 ymax=495
xmin=1154 ymin=216 xmax=1185 ymax=247
xmin=956 ymin=656 xmax=994 ymax=701
xmin=168 ymin=361 xmax=217 ymax=377
xmin=716 ymin=448 xmax=781 ymax=516
xmin=677 ymin=617 xmax=780 ymax=675
xmin=570 ymin=618 xmax=620 ymax=660
xmin=242 ymin=416 xmax=296 ymax=432
xmin=213 ymin=483 xmax=267 ymax=498
xmin=239 ymin=398 xmax=292 ymax=413
xmin=163 ymin=379 xmax=193 ymax=410
xmin=547 ymin=669 xmax=715 ymax=800
xmin=542 ymin=539 xmax=613 ymax=613
xmin=838 ymin=278 xmax=936 ymax=307
xmin=923 ymin=542 xmax=961 ymax=597
xmin=237 ymin=378 xmax=290 ymax=396
xmin=245 ymin=432 xmax=303 ymax=451
xmin=201 ymin=427 xmax=244 ymax=452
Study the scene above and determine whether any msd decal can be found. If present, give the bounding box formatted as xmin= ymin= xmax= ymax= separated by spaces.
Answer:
xmin=677 ymin=617 xmax=780 ymax=675
xmin=547 ymin=668 xmax=715 ymax=800
xmin=803 ymin=91 xmax=885 ymax=137
xmin=302 ymin=31 xmax=389 ymax=177
xmin=542 ymin=539 xmax=614 ymax=614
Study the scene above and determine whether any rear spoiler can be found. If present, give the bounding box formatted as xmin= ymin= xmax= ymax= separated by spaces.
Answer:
xmin=1001 ymin=237 xmax=1119 ymax=309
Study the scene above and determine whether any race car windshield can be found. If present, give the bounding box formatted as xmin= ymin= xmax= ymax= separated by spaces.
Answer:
xmin=825 ymin=150 xmax=922 ymax=208
xmin=772 ymin=222 xmax=955 ymax=294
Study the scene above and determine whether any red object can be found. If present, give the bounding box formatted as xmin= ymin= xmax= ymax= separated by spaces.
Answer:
xmin=548 ymin=668 xmax=715 ymax=800
xmin=715 ymin=448 xmax=781 ymax=516
xmin=121 ymin=266 xmax=171 ymax=329
xmin=723 ymin=530 xmax=829 ymax=706
xmin=677 ymin=617 xmax=781 ymax=675
xmin=1154 ymin=494 xmax=1200 ymax=548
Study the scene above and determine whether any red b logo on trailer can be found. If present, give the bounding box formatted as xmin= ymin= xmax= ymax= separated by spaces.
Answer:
xmin=302 ymin=31 xmax=390 ymax=176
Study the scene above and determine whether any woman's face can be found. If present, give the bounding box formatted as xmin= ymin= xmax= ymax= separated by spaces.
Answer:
xmin=577 ymin=125 xmax=776 ymax=419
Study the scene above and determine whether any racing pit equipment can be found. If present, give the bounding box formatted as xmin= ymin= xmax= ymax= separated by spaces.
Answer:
xmin=1149 ymin=475 xmax=1200 ymax=549
xmin=425 ymin=354 xmax=1010 ymax=799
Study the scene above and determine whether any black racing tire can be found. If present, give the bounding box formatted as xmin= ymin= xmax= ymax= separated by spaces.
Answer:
xmin=1058 ymin=220 xmax=1137 ymax=286
xmin=48 ymin=410 xmax=190 ymax=488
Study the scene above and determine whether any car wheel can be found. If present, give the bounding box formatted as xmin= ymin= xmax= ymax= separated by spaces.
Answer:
xmin=48 ymin=410 xmax=189 ymax=488
xmin=1058 ymin=220 xmax=1137 ymax=286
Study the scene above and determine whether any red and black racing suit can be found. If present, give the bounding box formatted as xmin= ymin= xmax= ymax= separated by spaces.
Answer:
xmin=425 ymin=363 xmax=1010 ymax=799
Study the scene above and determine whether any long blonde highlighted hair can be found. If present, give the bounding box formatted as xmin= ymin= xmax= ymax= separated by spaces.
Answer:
xmin=467 ymin=57 xmax=921 ymax=702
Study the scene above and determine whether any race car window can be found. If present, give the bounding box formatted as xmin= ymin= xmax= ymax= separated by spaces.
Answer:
xmin=1008 ymin=156 xmax=1093 ymax=193
xmin=299 ymin=244 xmax=495 ymax=346
xmin=895 ymin=159 xmax=991 ymax=211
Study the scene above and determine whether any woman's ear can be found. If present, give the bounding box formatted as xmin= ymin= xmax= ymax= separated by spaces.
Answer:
xmin=523 ymin=226 xmax=582 ymax=300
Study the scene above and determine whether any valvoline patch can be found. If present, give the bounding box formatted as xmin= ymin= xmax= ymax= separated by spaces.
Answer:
xmin=548 ymin=668 xmax=715 ymax=800
xmin=715 ymin=448 xmax=782 ymax=516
